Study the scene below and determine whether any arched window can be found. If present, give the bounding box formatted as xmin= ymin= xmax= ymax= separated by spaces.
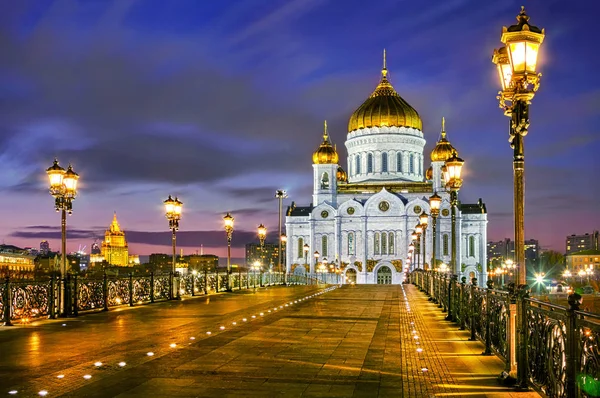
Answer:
xmin=348 ymin=232 xmax=355 ymax=256
xmin=469 ymin=236 xmax=475 ymax=257
xmin=396 ymin=153 xmax=402 ymax=172
xmin=389 ymin=233 xmax=394 ymax=255
xmin=367 ymin=154 xmax=373 ymax=173
xmin=409 ymin=153 xmax=414 ymax=174
xmin=298 ymin=237 xmax=304 ymax=259
xmin=381 ymin=232 xmax=387 ymax=254
xmin=322 ymin=235 xmax=328 ymax=257
xmin=374 ymin=232 xmax=380 ymax=255
xmin=321 ymin=172 xmax=329 ymax=189
xmin=443 ymin=234 xmax=449 ymax=256
xmin=418 ymin=155 xmax=422 ymax=175
xmin=356 ymin=155 xmax=361 ymax=174
xmin=381 ymin=153 xmax=388 ymax=172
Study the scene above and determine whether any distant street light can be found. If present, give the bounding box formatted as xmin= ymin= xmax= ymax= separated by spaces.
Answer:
xmin=164 ymin=195 xmax=182 ymax=300
xmin=223 ymin=212 xmax=234 ymax=291
xmin=47 ymin=159 xmax=79 ymax=317
xmin=275 ymin=190 xmax=288 ymax=283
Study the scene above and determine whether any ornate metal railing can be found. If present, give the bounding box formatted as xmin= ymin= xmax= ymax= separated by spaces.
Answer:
xmin=1 ymin=271 xmax=303 ymax=325
xmin=410 ymin=269 xmax=600 ymax=397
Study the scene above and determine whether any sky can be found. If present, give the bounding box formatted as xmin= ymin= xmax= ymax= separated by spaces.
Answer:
xmin=0 ymin=0 xmax=598 ymax=263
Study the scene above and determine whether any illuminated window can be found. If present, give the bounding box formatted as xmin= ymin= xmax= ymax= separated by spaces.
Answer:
xmin=469 ymin=236 xmax=475 ymax=257
xmin=298 ymin=237 xmax=304 ymax=259
xmin=443 ymin=234 xmax=449 ymax=256
xmin=348 ymin=232 xmax=355 ymax=256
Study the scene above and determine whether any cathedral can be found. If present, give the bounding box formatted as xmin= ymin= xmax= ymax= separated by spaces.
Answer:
xmin=285 ymin=56 xmax=488 ymax=285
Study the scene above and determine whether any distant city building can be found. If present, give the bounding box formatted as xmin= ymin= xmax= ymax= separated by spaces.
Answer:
xmin=487 ymin=238 xmax=538 ymax=268
xmin=184 ymin=254 xmax=219 ymax=272
xmin=566 ymin=231 xmax=599 ymax=255
xmin=566 ymin=249 xmax=600 ymax=271
xmin=91 ymin=240 xmax=101 ymax=254
xmin=245 ymin=243 xmax=279 ymax=269
xmin=0 ymin=244 xmax=35 ymax=276
xmin=40 ymin=240 xmax=50 ymax=255
xmin=99 ymin=213 xmax=137 ymax=267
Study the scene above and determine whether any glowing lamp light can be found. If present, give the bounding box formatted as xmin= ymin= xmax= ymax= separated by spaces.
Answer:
xmin=492 ymin=46 xmax=512 ymax=91
xmin=223 ymin=212 xmax=234 ymax=229
xmin=46 ymin=159 xmax=65 ymax=191
xmin=415 ymin=224 xmax=423 ymax=235
xmin=63 ymin=164 xmax=79 ymax=195
xmin=257 ymin=224 xmax=267 ymax=239
xmin=419 ymin=211 xmax=428 ymax=227
xmin=429 ymin=192 xmax=442 ymax=216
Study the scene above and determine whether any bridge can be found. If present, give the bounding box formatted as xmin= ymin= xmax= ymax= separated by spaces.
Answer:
xmin=1 ymin=272 xmax=598 ymax=397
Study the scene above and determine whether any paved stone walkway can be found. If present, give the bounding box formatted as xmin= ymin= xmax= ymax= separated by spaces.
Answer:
xmin=0 ymin=284 xmax=540 ymax=397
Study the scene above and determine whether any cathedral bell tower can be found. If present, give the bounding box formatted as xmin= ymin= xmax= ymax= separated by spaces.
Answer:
xmin=312 ymin=121 xmax=339 ymax=206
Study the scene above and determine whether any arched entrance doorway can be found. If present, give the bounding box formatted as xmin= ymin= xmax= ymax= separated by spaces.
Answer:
xmin=346 ymin=268 xmax=357 ymax=284
xmin=377 ymin=266 xmax=392 ymax=284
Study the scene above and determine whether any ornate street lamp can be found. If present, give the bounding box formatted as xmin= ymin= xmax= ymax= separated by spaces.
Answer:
xmin=443 ymin=153 xmax=464 ymax=275
xmin=257 ymin=224 xmax=267 ymax=287
xmin=419 ymin=211 xmax=429 ymax=270
xmin=492 ymin=6 xmax=545 ymax=286
xmin=280 ymin=234 xmax=287 ymax=284
xmin=275 ymin=190 xmax=288 ymax=283
xmin=303 ymin=243 xmax=309 ymax=274
xmin=164 ymin=195 xmax=182 ymax=300
xmin=314 ymin=251 xmax=320 ymax=284
xmin=47 ymin=159 xmax=79 ymax=317
xmin=223 ymin=212 xmax=234 ymax=291
xmin=429 ymin=193 xmax=442 ymax=270
xmin=415 ymin=224 xmax=423 ymax=270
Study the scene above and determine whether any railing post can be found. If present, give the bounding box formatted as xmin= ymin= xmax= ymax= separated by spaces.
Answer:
xmin=204 ymin=270 xmax=208 ymax=294
xmin=3 ymin=277 xmax=13 ymax=326
xmin=169 ymin=271 xmax=174 ymax=299
xmin=64 ymin=273 xmax=72 ymax=317
xmin=72 ymin=274 xmax=79 ymax=317
xmin=469 ymin=278 xmax=477 ymax=341
xmin=191 ymin=274 xmax=195 ymax=297
xmin=459 ymin=277 xmax=467 ymax=330
xmin=103 ymin=271 xmax=109 ymax=311
xmin=129 ymin=273 xmax=134 ymax=307
xmin=515 ymin=284 xmax=530 ymax=390
xmin=482 ymin=279 xmax=493 ymax=355
xmin=150 ymin=272 xmax=155 ymax=303
xmin=566 ymin=292 xmax=581 ymax=398
xmin=48 ymin=274 xmax=56 ymax=319
xmin=446 ymin=274 xmax=456 ymax=321
xmin=246 ymin=270 xmax=249 ymax=289
xmin=216 ymin=269 xmax=219 ymax=292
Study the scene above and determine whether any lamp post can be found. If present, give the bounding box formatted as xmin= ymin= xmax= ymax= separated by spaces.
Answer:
xmin=252 ymin=261 xmax=260 ymax=290
xmin=314 ymin=251 xmax=320 ymax=284
xmin=429 ymin=193 xmax=441 ymax=270
xmin=303 ymin=243 xmax=309 ymax=282
xmin=419 ymin=212 xmax=429 ymax=270
xmin=281 ymin=234 xmax=287 ymax=284
xmin=257 ymin=224 xmax=267 ymax=287
xmin=415 ymin=224 xmax=423 ymax=270
xmin=442 ymin=154 xmax=464 ymax=275
xmin=492 ymin=8 xmax=544 ymax=287
xmin=504 ymin=259 xmax=516 ymax=283
xmin=223 ymin=213 xmax=234 ymax=291
xmin=46 ymin=159 xmax=79 ymax=317
xmin=275 ymin=190 xmax=288 ymax=284
xmin=408 ymin=242 xmax=415 ymax=271
xmin=164 ymin=195 xmax=183 ymax=300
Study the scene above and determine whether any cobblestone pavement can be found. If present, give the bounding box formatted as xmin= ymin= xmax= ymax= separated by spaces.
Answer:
xmin=0 ymin=284 xmax=541 ymax=397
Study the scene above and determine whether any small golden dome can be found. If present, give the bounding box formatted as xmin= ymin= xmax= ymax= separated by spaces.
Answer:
xmin=313 ymin=120 xmax=339 ymax=164
xmin=337 ymin=165 xmax=348 ymax=182
xmin=431 ymin=117 xmax=458 ymax=162
xmin=425 ymin=166 xmax=433 ymax=181
xmin=348 ymin=50 xmax=422 ymax=133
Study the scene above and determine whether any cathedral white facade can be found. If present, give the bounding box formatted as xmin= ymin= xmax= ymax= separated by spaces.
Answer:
xmin=285 ymin=57 xmax=488 ymax=285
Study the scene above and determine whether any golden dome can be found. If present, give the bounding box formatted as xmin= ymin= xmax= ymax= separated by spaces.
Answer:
xmin=425 ymin=166 xmax=433 ymax=181
xmin=348 ymin=50 xmax=422 ymax=133
xmin=337 ymin=165 xmax=348 ymax=182
xmin=431 ymin=117 xmax=458 ymax=162
xmin=313 ymin=120 xmax=339 ymax=164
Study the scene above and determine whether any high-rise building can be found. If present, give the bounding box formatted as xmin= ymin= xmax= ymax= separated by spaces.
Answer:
xmin=566 ymin=231 xmax=599 ymax=255
xmin=487 ymin=238 xmax=538 ymax=268
xmin=101 ymin=213 xmax=130 ymax=266
xmin=245 ymin=243 xmax=279 ymax=268
xmin=40 ymin=240 xmax=50 ymax=255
